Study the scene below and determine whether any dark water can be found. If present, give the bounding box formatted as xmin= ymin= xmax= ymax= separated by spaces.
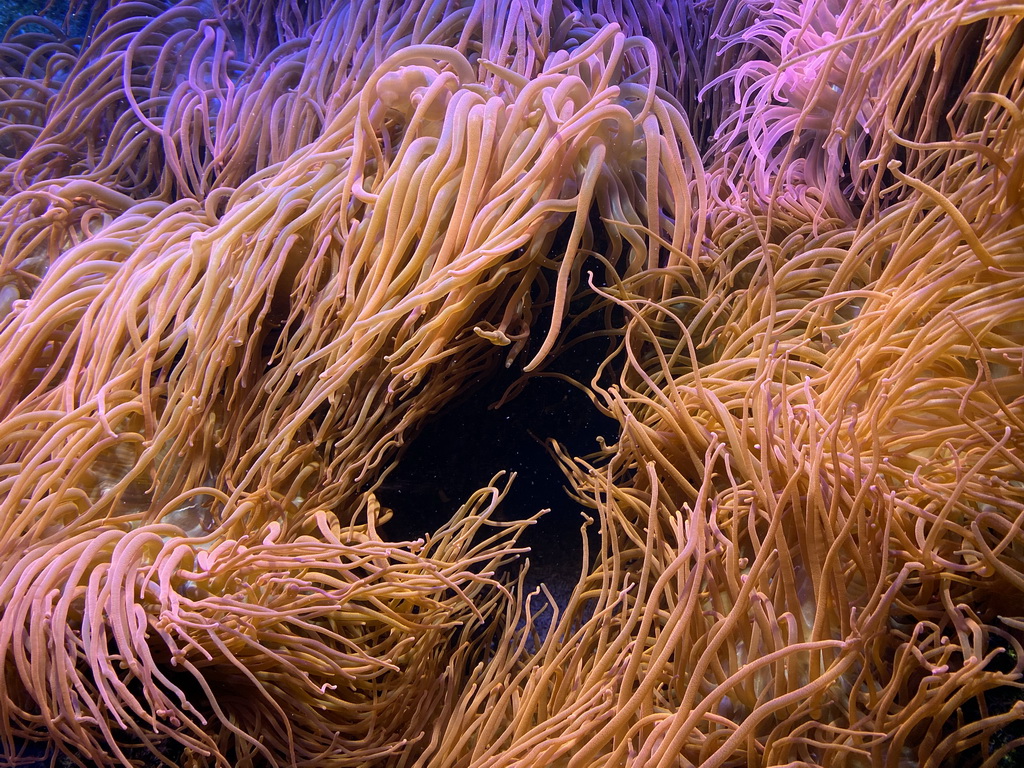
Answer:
xmin=379 ymin=275 xmax=619 ymax=617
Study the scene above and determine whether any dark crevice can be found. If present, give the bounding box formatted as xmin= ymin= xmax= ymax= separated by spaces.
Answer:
xmin=379 ymin=258 xmax=620 ymax=608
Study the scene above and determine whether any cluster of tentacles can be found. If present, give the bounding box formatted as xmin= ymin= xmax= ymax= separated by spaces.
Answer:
xmin=0 ymin=0 xmax=1023 ymax=765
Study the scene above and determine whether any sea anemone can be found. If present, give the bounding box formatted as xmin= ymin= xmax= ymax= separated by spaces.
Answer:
xmin=1 ymin=0 xmax=1022 ymax=766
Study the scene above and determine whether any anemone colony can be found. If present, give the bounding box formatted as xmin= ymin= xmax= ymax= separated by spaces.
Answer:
xmin=0 ymin=0 xmax=1022 ymax=765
